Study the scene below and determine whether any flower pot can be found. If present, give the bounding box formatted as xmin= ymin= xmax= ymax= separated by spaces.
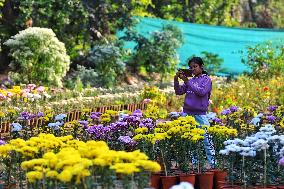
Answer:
xmin=151 ymin=173 xmax=162 ymax=189
xmin=179 ymin=174 xmax=196 ymax=186
xmin=2 ymin=183 xmax=16 ymax=189
xmin=220 ymin=185 xmax=241 ymax=189
xmin=209 ymin=169 xmax=228 ymax=189
xmin=195 ymin=172 xmax=214 ymax=189
xmin=216 ymin=181 xmax=228 ymax=189
xmin=161 ymin=176 xmax=178 ymax=189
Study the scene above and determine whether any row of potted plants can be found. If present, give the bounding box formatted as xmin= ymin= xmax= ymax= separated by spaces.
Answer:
xmin=0 ymin=102 xmax=283 ymax=188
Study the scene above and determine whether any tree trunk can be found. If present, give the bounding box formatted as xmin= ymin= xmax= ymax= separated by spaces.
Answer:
xmin=248 ymin=0 xmax=257 ymax=23
xmin=99 ymin=1 xmax=110 ymax=36
xmin=182 ymin=0 xmax=190 ymax=22
xmin=188 ymin=0 xmax=196 ymax=23
xmin=0 ymin=0 xmax=19 ymax=72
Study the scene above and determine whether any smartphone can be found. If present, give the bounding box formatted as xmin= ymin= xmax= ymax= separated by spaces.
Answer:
xmin=178 ymin=69 xmax=193 ymax=77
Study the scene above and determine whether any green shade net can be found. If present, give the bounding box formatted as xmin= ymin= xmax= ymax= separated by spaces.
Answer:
xmin=118 ymin=17 xmax=284 ymax=75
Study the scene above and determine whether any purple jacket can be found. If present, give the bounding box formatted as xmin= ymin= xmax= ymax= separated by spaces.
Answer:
xmin=174 ymin=74 xmax=212 ymax=115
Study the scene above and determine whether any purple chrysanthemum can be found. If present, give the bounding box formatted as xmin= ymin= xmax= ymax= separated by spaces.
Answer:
xmin=229 ymin=106 xmax=239 ymax=112
xmin=118 ymin=136 xmax=137 ymax=146
xmin=19 ymin=111 xmax=32 ymax=120
xmin=78 ymin=120 xmax=88 ymax=127
xmin=122 ymin=115 xmax=141 ymax=125
xmin=267 ymin=105 xmax=278 ymax=112
xmin=90 ymin=112 xmax=102 ymax=120
xmin=37 ymin=112 xmax=44 ymax=117
xmin=0 ymin=140 xmax=6 ymax=145
xmin=212 ymin=117 xmax=222 ymax=124
xmin=132 ymin=109 xmax=143 ymax=117
xmin=86 ymin=124 xmax=110 ymax=140
xmin=221 ymin=109 xmax=231 ymax=115
xmin=266 ymin=115 xmax=276 ymax=123
xmin=139 ymin=118 xmax=154 ymax=130
xmin=108 ymin=121 xmax=128 ymax=132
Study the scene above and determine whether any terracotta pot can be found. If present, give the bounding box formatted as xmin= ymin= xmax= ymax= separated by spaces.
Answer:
xmin=195 ymin=172 xmax=214 ymax=189
xmin=209 ymin=169 xmax=228 ymax=189
xmin=161 ymin=176 xmax=178 ymax=189
xmin=220 ymin=185 xmax=241 ymax=189
xmin=217 ymin=181 xmax=228 ymax=189
xmin=151 ymin=173 xmax=162 ymax=189
xmin=179 ymin=174 xmax=196 ymax=186
xmin=2 ymin=183 xmax=16 ymax=189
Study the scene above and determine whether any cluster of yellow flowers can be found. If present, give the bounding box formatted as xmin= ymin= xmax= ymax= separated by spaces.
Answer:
xmin=207 ymin=125 xmax=238 ymax=137
xmin=101 ymin=110 xmax=119 ymax=123
xmin=0 ymin=134 xmax=160 ymax=184
xmin=143 ymin=105 xmax=168 ymax=120
xmin=0 ymin=86 xmax=48 ymax=99
xmin=0 ymin=107 xmax=19 ymax=119
xmin=135 ymin=127 xmax=149 ymax=134
xmin=133 ymin=116 xmax=205 ymax=143
xmin=280 ymin=117 xmax=284 ymax=128
xmin=0 ymin=134 xmax=72 ymax=158
xmin=239 ymin=124 xmax=255 ymax=132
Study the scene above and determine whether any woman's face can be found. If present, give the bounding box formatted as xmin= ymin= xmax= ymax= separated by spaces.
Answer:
xmin=189 ymin=62 xmax=203 ymax=76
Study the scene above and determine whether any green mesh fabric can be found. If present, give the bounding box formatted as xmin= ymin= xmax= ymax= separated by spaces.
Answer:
xmin=118 ymin=17 xmax=284 ymax=75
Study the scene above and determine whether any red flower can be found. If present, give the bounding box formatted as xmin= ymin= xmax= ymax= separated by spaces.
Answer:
xmin=263 ymin=86 xmax=269 ymax=91
xmin=213 ymin=107 xmax=219 ymax=114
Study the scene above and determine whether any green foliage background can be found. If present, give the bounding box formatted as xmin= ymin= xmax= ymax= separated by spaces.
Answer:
xmin=0 ymin=0 xmax=284 ymax=86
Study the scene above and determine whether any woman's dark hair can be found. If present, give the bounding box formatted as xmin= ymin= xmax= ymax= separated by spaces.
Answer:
xmin=188 ymin=56 xmax=208 ymax=75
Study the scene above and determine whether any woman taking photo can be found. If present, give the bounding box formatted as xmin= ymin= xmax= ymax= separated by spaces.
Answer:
xmin=174 ymin=56 xmax=216 ymax=168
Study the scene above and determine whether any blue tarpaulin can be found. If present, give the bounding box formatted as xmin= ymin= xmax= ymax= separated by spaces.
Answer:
xmin=118 ymin=17 xmax=284 ymax=75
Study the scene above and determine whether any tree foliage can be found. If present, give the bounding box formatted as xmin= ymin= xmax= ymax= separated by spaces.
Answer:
xmin=150 ymin=0 xmax=240 ymax=26
xmin=0 ymin=0 xmax=284 ymax=85
xmin=128 ymin=24 xmax=183 ymax=80
xmin=241 ymin=41 xmax=284 ymax=79
xmin=149 ymin=0 xmax=284 ymax=28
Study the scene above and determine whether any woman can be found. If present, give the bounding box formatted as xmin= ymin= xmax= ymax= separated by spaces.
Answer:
xmin=174 ymin=56 xmax=216 ymax=168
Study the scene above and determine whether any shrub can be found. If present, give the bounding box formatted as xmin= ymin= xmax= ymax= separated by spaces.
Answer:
xmin=74 ymin=65 xmax=98 ymax=87
xmin=4 ymin=27 xmax=70 ymax=86
xmin=129 ymin=24 xmax=183 ymax=80
xmin=86 ymin=39 xmax=125 ymax=88
xmin=241 ymin=41 xmax=284 ymax=79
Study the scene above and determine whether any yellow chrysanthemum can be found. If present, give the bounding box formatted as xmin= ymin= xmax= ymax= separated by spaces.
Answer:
xmin=57 ymin=170 xmax=73 ymax=182
xmin=135 ymin=160 xmax=161 ymax=172
xmin=46 ymin=170 xmax=58 ymax=178
xmin=135 ymin=127 xmax=149 ymax=134
xmin=26 ymin=171 xmax=43 ymax=183
xmin=110 ymin=163 xmax=140 ymax=175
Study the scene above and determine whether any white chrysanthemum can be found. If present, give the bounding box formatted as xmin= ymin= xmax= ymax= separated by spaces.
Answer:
xmin=4 ymin=27 xmax=70 ymax=86
xmin=251 ymin=139 xmax=269 ymax=151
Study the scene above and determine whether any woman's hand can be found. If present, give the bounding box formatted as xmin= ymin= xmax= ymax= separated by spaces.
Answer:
xmin=175 ymin=71 xmax=188 ymax=82
xmin=175 ymin=70 xmax=182 ymax=78
xmin=179 ymin=74 xmax=189 ymax=82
